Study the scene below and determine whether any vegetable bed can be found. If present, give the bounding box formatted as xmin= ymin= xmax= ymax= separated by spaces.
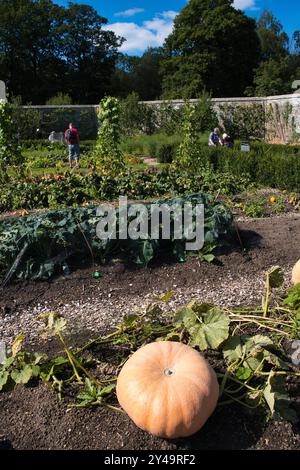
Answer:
xmin=0 ymin=213 xmax=300 ymax=450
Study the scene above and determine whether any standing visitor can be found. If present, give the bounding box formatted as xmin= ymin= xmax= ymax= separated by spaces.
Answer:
xmin=65 ymin=123 xmax=80 ymax=168
xmin=208 ymin=128 xmax=223 ymax=147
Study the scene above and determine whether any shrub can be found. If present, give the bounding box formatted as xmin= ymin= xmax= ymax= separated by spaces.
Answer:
xmin=11 ymin=96 xmax=41 ymax=141
xmin=120 ymin=92 xmax=158 ymax=136
xmin=46 ymin=93 xmax=73 ymax=105
xmin=121 ymin=133 xmax=181 ymax=158
xmin=157 ymin=144 xmax=177 ymax=163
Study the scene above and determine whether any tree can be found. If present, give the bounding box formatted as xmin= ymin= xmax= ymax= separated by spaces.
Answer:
xmin=58 ymin=3 xmax=124 ymax=103
xmin=257 ymin=10 xmax=289 ymax=61
xmin=0 ymin=0 xmax=123 ymax=104
xmin=113 ymin=48 xmax=164 ymax=100
xmin=250 ymin=12 xmax=299 ymax=96
xmin=250 ymin=59 xmax=291 ymax=96
xmin=0 ymin=0 xmax=64 ymax=103
xmin=161 ymin=0 xmax=261 ymax=98
xmin=46 ymin=93 xmax=73 ymax=105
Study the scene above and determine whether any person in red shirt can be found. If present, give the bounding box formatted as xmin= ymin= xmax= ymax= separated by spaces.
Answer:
xmin=64 ymin=123 xmax=80 ymax=168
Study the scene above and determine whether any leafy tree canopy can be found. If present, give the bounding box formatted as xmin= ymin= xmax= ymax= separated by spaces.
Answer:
xmin=160 ymin=0 xmax=261 ymax=98
xmin=0 ymin=0 xmax=124 ymax=104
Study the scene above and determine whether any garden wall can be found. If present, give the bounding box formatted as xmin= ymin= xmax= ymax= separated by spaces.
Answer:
xmin=22 ymin=92 xmax=300 ymax=142
xmin=21 ymin=105 xmax=99 ymax=140
xmin=143 ymin=93 xmax=300 ymax=143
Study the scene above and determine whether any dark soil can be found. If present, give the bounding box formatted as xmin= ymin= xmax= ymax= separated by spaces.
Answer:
xmin=1 ymin=214 xmax=300 ymax=450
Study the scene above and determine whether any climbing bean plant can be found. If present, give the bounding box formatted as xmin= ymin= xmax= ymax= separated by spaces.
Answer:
xmin=95 ymin=96 xmax=125 ymax=175
xmin=0 ymin=99 xmax=24 ymax=181
xmin=173 ymin=102 xmax=206 ymax=172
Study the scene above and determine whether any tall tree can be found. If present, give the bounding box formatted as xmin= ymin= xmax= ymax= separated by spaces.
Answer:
xmin=257 ymin=10 xmax=289 ymax=61
xmin=58 ymin=3 xmax=123 ymax=103
xmin=250 ymin=11 xmax=297 ymax=96
xmin=113 ymin=48 xmax=164 ymax=100
xmin=0 ymin=0 xmax=64 ymax=102
xmin=160 ymin=0 xmax=261 ymax=98
xmin=0 ymin=0 xmax=123 ymax=103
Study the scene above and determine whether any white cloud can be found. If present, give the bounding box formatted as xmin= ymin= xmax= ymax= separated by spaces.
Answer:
xmin=233 ymin=0 xmax=258 ymax=9
xmin=114 ymin=8 xmax=145 ymax=18
xmin=104 ymin=11 xmax=178 ymax=54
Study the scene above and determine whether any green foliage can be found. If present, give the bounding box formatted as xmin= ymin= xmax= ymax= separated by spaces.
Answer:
xmin=46 ymin=93 xmax=73 ymax=106
xmin=0 ymin=99 xmax=24 ymax=179
xmin=121 ymin=133 xmax=181 ymax=157
xmin=196 ymin=244 xmax=217 ymax=263
xmin=161 ymin=0 xmax=261 ymax=98
xmin=0 ymin=193 xmax=233 ymax=281
xmin=113 ymin=48 xmax=163 ymax=101
xmin=0 ymin=1 xmax=123 ymax=104
xmin=219 ymin=103 xmax=266 ymax=140
xmin=257 ymin=10 xmax=289 ymax=61
xmin=243 ymin=199 xmax=265 ymax=218
xmin=120 ymin=92 xmax=142 ymax=136
xmin=95 ymin=96 xmax=125 ymax=175
xmin=175 ymin=302 xmax=230 ymax=350
xmin=249 ymin=58 xmax=291 ymax=97
xmin=283 ymin=284 xmax=300 ymax=313
xmin=119 ymin=93 xmax=157 ymax=137
xmin=157 ymin=143 xmax=177 ymax=163
xmin=0 ymin=335 xmax=47 ymax=391
xmin=75 ymin=379 xmax=116 ymax=407
xmin=193 ymin=92 xmax=218 ymax=134
xmin=173 ymin=103 xmax=204 ymax=171
xmin=10 ymin=96 xmax=41 ymax=140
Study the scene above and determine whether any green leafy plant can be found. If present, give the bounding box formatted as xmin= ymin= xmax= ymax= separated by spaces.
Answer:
xmin=0 ymin=99 xmax=24 ymax=181
xmin=196 ymin=244 xmax=217 ymax=263
xmin=95 ymin=96 xmax=125 ymax=175
xmin=243 ymin=199 xmax=265 ymax=218
xmin=173 ymin=102 xmax=204 ymax=172
xmin=0 ymin=193 xmax=233 ymax=281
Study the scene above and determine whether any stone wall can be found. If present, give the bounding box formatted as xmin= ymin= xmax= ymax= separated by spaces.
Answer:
xmin=21 ymin=105 xmax=99 ymax=140
xmin=141 ymin=93 xmax=300 ymax=139
xmin=22 ymin=93 xmax=300 ymax=142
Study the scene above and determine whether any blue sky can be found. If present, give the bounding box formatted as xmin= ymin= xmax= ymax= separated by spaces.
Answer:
xmin=55 ymin=1 xmax=300 ymax=55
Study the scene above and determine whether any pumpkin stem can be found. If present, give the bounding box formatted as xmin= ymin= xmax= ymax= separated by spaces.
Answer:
xmin=164 ymin=368 xmax=174 ymax=376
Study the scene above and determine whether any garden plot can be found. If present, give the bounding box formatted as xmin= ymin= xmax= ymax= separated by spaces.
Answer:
xmin=0 ymin=212 xmax=300 ymax=450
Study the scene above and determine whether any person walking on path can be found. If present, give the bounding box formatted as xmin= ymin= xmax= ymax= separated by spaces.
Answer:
xmin=65 ymin=123 xmax=80 ymax=168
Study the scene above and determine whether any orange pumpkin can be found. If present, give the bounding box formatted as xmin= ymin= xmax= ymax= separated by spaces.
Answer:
xmin=116 ymin=341 xmax=219 ymax=439
xmin=292 ymin=259 xmax=300 ymax=285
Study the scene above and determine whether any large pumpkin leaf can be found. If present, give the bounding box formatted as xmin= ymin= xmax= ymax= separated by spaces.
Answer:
xmin=189 ymin=308 xmax=230 ymax=350
xmin=176 ymin=303 xmax=230 ymax=350
xmin=0 ymin=371 xmax=9 ymax=391
xmin=223 ymin=335 xmax=273 ymax=365
xmin=223 ymin=335 xmax=290 ymax=372
xmin=11 ymin=365 xmax=33 ymax=384
xmin=263 ymin=372 xmax=298 ymax=423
